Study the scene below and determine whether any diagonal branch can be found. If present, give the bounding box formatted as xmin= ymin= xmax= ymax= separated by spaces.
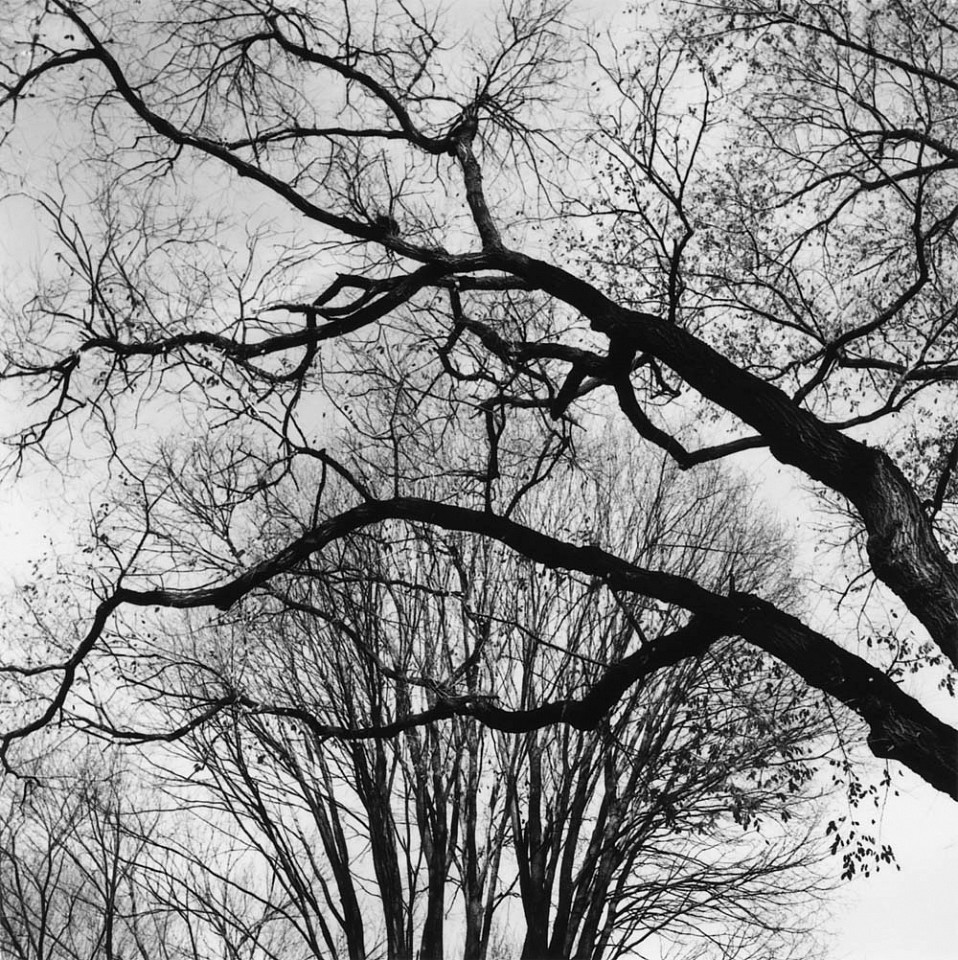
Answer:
xmin=488 ymin=248 xmax=958 ymax=673
xmin=40 ymin=2 xmax=455 ymax=263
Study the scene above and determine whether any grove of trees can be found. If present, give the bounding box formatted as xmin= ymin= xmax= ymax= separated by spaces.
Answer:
xmin=1 ymin=0 xmax=956 ymax=956
xmin=0 ymin=451 xmax=838 ymax=959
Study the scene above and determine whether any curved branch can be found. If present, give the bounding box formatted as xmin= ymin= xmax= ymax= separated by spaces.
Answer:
xmin=80 ymin=619 xmax=721 ymax=745
xmin=733 ymin=6 xmax=958 ymax=94
xmin=8 ymin=497 xmax=955 ymax=796
xmin=43 ymin=2 xmax=453 ymax=263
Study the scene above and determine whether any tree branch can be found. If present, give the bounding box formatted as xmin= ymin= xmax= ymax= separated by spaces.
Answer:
xmin=8 ymin=497 xmax=955 ymax=796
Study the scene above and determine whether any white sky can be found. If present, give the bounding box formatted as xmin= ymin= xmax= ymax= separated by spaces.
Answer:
xmin=1 ymin=1 xmax=957 ymax=957
xmin=740 ymin=452 xmax=958 ymax=960
xmin=829 ymin=770 xmax=958 ymax=960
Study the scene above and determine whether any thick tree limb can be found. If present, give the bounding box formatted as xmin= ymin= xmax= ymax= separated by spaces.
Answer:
xmin=24 ymin=2 xmax=958 ymax=674
xmin=78 ymin=618 xmax=721 ymax=745
xmin=7 ymin=498 xmax=955 ymax=797
xmin=489 ymin=249 xmax=958 ymax=674
xmin=4 ymin=0 xmax=958 ymax=802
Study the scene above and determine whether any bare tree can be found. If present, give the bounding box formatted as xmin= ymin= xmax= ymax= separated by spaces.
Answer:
xmin=111 ymin=436 xmax=837 ymax=960
xmin=0 ymin=0 xmax=954 ymax=826
xmin=0 ymin=754 xmax=161 ymax=960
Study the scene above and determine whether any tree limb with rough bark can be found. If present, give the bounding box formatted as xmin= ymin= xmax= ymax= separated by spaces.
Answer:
xmin=0 ymin=0 xmax=956 ymax=802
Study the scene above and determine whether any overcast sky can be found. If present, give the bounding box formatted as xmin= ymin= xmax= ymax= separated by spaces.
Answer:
xmin=1 ymin=1 xmax=957 ymax=957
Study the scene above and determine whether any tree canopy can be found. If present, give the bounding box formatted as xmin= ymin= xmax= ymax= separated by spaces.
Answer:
xmin=0 ymin=0 xmax=956 ymax=805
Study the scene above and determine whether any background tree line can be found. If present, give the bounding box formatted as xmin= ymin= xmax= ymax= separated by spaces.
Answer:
xmin=1 ymin=437 xmax=837 ymax=959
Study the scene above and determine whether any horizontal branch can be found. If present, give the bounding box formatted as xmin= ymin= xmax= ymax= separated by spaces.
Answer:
xmin=838 ymin=355 xmax=958 ymax=382
xmin=75 ymin=619 xmax=722 ymax=747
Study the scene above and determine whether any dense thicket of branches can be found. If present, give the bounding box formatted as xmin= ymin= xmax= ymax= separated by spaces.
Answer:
xmin=0 ymin=455 xmax=837 ymax=960
xmin=152 ymin=453 xmax=833 ymax=960
xmin=0 ymin=0 xmax=956 ymax=803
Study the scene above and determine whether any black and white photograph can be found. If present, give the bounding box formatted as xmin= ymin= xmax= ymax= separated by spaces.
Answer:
xmin=0 ymin=2 xmax=955 ymax=957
